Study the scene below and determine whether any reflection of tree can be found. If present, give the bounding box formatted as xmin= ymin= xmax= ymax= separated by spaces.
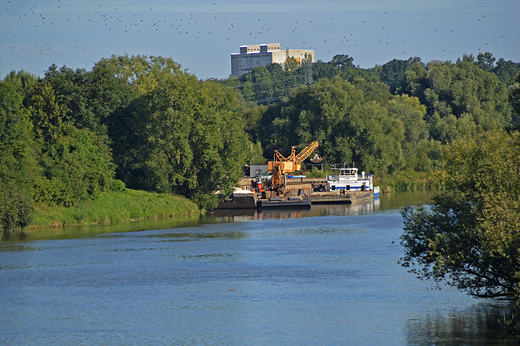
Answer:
xmin=405 ymin=302 xmax=513 ymax=345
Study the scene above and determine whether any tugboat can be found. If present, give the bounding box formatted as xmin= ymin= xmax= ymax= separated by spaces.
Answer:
xmin=327 ymin=167 xmax=373 ymax=192
xmin=309 ymin=167 xmax=379 ymax=204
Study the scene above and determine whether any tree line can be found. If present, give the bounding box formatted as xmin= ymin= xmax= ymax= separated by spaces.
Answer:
xmin=233 ymin=52 xmax=519 ymax=173
xmin=1 ymin=52 xmax=519 ymax=232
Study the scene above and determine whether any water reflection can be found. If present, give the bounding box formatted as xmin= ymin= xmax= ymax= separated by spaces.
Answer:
xmin=205 ymin=190 xmax=432 ymax=223
xmin=406 ymin=301 xmax=514 ymax=345
xmin=206 ymin=197 xmax=379 ymax=223
xmin=0 ymin=214 xmax=202 ymax=243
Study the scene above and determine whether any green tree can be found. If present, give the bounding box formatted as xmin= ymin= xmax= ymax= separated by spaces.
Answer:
xmin=0 ymin=81 xmax=36 ymax=231
xmin=493 ymin=58 xmax=520 ymax=86
xmin=263 ymin=77 xmax=405 ymax=176
xmin=32 ymin=123 xmax=120 ymax=206
xmin=403 ymin=61 xmax=428 ymax=104
xmin=249 ymin=66 xmax=275 ymax=103
xmin=0 ymin=182 xmax=33 ymax=232
xmin=386 ymin=94 xmax=429 ymax=167
xmin=331 ymin=54 xmax=354 ymax=69
xmin=246 ymin=141 xmax=267 ymax=165
xmin=379 ymin=57 xmax=422 ymax=94
xmin=312 ymin=60 xmax=338 ymax=81
xmin=241 ymin=103 xmax=267 ymax=142
xmin=476 ymin=52 xmax=495 ymax=72
xmin=43 ymin=65 xmax=97 ymax=131
xmin=352 ymin=78 xmax=391 ymax=104
xmin=3 ymin=70 xmax=37 ymax=104
xmin=42 ymin=63 xmax=133 ymax=136
xmin=404 ymin=59 xmax=511 ymax=143
xmin=400 ymin=130 xmax=520 ymax=299
xmin=95 ymin=54 xmax=181 ymax=96
xmin=0 ymin=81 xmax=35 ymax=189
xmin=510 ymin=72 xmax=520 ymax=122
xmin=28 ymin=79 xmax=120 ymax=206
xmin=28 ymin=81 xmax=65 ymax=140
xmin=111 ymin=72 xmax=249 ymax=209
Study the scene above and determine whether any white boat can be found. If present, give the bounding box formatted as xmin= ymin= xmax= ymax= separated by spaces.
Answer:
xmin=327 ymin=167 xmax=379 ymax=197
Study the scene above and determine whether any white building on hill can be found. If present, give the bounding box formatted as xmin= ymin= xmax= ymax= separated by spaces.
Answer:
xmin=231 ymin=43 xmax=315 ymax=77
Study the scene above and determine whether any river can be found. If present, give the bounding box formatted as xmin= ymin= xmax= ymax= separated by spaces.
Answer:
xmin=0 ymin=191 xmax=513 ymax=345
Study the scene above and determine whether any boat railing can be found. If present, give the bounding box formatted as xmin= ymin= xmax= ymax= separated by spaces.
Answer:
xmin=327 ymin=174 xmax=361 ymax=182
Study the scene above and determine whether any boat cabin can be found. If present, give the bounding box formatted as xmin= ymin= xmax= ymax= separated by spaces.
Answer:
xmin=327 ymin=167 xmax=372 ymax=191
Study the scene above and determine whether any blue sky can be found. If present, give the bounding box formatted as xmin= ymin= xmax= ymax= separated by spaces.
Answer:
xmin=1 ymin=0 xmax=519 ymax=80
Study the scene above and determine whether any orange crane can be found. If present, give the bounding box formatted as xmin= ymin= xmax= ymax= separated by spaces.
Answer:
xmin=267 ymin=141 xmax=319 ymax=190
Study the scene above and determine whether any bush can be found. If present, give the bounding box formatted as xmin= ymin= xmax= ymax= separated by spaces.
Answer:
xmin=0 ymin=184 xmax=33 ymax=232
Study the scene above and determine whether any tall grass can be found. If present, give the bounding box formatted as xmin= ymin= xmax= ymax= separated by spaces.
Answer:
xmin=30 ymin=189 xmax=200 ymax=228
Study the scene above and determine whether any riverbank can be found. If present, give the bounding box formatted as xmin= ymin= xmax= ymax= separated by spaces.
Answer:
xmin=376 ymin=169 xmax=443 ymax=193
xmin=24 ymin=168 xmax=438 ymax=230
xmin=29 ymin=189 xmax=201 ymax=229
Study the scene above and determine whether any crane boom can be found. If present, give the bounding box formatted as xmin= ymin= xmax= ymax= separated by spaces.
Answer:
xmin=295 ymin=141 xmax=319 ymax=164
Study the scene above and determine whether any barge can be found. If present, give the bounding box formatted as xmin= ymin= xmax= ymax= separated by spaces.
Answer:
xmin=216 ymin=166 xmax=379 ymax=210
xmin=257 ymin=196 xmax=311 ymax=209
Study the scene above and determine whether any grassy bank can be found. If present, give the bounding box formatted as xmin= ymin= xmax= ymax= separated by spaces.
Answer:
xmin=30 ymin=189 xmax=200 ymax=229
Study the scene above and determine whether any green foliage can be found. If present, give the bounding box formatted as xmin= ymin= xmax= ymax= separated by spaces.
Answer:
xmin=256 ymin=77 xmax=405 ymax=177
xmin=28 ymin=81 xmax=65 ymax=140
xmin=3 ymin=70 xmax=37 ymax=103
xmin=404 ymin=59 xmax=512 ymax=143
xmin=246 ymin=141 xmax=267 ymax=165
xmin=494 ymin=58 xmax=520 ymax=86
xmin=33 ymin=123 xmax=121 ymax=206
xmin=0 ymin=183 xmax=33 ymax=232
xmin=30 ymin=189 xmax=199 ymax=228
xmin=468 ymin=52 xmax=520 ymax=86
xmin=400 ymin=130 xmax=520 ymax=299
xmin=331 ymin=54 xmax=354 ymax=69
xmin=240 ymin=103 xmax=267 ymax=142
xmin=110 ymin=71 xmax=249 ymax=210
xmin=21 ymin=77 xmax=122 ymax=207
xmin=352 ymin=78 xmax=391 ymax=104
xmin=0 ymin=81 xmax=36 ymax=189
xmin=386 ymin=95 xmax=439 ymax=171
xmin=511 ymin=72 xmax=520 ymax=121
xmin=284 ymin=56 xmax=299 ymax=71
xmin=0 ymin=81 xmax=37 ymax=231
xmin=312 ymin=60 xmax=338 ymax=80
xmin=378 ymin=57 xmax=422 ymax=94
xmin=41 ymin=63 xmax=134 ymax=135
xmin=95 ymin=54 xmax=182 ymax=96
xmin=306 ymin=166 xmax=326 ymax=178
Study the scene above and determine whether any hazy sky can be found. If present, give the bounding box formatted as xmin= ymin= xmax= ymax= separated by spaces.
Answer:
xmin=1 ymin=0 xmax=519 ymax=80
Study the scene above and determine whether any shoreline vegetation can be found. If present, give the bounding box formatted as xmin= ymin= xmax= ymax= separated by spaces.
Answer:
xmin=377 ymin=169 xmax=443 ymax=193
xmin=28 ymin=189 xmax=200 ymax=230
xmin=1 ymin=53 xmax=519 ymax=234
xmin=27 ymin=174 xmax=432 ymax=231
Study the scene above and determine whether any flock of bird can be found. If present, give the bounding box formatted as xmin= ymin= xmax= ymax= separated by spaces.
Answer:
xmin=1 ymin=0 xmax=518 ymax=79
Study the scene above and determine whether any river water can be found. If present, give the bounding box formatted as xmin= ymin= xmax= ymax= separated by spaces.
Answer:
xmin=0 ymin=191 xmax=513 ymax=345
